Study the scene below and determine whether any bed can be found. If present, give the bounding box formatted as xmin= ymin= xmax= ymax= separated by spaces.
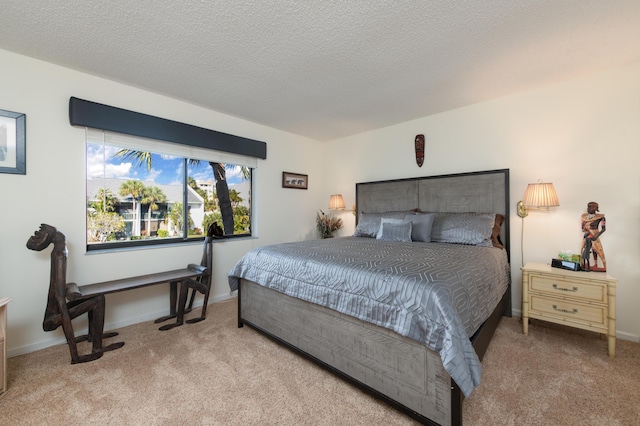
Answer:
xmin=228 ymin=169 xmax=512 ymax=425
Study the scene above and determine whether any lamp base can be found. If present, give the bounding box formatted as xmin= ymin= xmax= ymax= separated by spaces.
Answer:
xmin=517 ymin=201 xmax=528 ymax=218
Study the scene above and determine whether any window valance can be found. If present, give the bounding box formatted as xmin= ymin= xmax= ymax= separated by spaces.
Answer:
xmin=69 ymin=97 xmax=267 ymax=160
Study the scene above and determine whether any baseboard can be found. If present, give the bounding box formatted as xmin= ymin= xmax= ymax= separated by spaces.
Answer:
xmin=616 ymin=330 xmax=640 ymax=343
xmin=8 ymin=293 xmax=235 ymax=358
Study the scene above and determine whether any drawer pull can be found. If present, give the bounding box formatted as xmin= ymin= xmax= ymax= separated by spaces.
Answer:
xmin=552 ymin=283 xmax=578 ymax=292
xmin=553 ymin=304 xmax=577 ymax=314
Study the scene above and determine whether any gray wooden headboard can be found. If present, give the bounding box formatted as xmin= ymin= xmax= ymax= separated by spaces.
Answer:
xmin=355 ymin=169 xmax=510 ymax=258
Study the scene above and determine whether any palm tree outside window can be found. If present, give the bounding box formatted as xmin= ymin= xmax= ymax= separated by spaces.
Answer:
xmin=86 ymin=139 xmax=252 ymax=250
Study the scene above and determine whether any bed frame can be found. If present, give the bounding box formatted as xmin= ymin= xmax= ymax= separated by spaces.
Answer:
xmin=237 ymin=169 xmax=512 ymax=425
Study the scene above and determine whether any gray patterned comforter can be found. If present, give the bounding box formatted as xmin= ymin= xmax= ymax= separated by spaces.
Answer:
xmin=228 ymin=236 xmax=510 ymax=397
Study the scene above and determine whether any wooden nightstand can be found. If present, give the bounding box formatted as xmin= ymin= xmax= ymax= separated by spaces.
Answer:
xmin=0 ymin=297 xmax=10 ymax=394
xmin=521 ymin=262 xmax=616 ymax=357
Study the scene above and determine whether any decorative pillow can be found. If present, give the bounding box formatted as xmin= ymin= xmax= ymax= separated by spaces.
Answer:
xmin=376 ymin=218 xmax=407 ymax=239
xmin=378 ymin=221 xmax=413 ymax=242
xmin=430 ymin=212 xmax=497 ymax=247
xmin=353 ymin=211 xmax=416 ymax=237
xmin=404 ymin=213 xmax=435 ymax=242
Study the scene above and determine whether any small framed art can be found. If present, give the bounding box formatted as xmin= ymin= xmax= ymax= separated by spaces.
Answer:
xmin=282 ymin=171 xmax=308 ymax=189
xmin=0 ymin=109 xmax=26 ymax=175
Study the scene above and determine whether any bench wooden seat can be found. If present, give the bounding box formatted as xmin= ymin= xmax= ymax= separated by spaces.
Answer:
xmin=66 ymin=264 xmax=206 ymax=301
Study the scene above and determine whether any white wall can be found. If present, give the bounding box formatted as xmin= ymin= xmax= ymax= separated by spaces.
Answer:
xmin=0 ymin=49 xmax=325 ymax=356
xmin=326 ymin=62 xmax=640 ymax=341
xmin=2 ymin=47 xmax=638 ymax=357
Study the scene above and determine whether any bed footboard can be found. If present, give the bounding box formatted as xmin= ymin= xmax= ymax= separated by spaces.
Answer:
xmin=239 ymin=278 xmax=453 ymax=425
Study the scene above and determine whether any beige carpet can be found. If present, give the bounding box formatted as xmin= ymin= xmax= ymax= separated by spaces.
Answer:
xmin=1 ymin=298 xmax=638 ymax=425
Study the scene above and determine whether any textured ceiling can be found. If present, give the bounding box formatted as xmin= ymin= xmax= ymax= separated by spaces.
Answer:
xmin=1 ymin=1 xmax=639 ymax=142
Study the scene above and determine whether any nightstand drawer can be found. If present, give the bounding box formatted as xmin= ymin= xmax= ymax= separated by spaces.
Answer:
xmin=530 ymin=295 xmax=607 ymax=327
xmin=530 ymin=275 xmax=606 ymax=303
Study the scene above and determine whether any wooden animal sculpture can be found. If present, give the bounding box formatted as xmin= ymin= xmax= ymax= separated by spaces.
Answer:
xmin=27 ymin=224 xmax=124 ymax=363
xmin=158 ymin=222 xmax=219 ymax=330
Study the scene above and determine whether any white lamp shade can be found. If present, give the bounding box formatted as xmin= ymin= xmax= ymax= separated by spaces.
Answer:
xmin=522 ymin=182 xmax=559 ymax=208
xmin=329 ymin=194 xmax=345 ymax=210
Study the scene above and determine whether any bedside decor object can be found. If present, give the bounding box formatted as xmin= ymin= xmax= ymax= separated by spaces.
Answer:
xmin=581 ymin=201 xmax=606 ymax=272
xmin=517 ymin=180 xmax=559 ymax=266
xmin=282 ymin=171 xmax=308 ymax=189
xmin=521 ymin=262 xmax=616 ymax=357
xmin=558 ymin=249 xmax=580 ymax=263
xmin=316 ymin=210 xmax=343 ymax=238
xmin=0 ymin=108 xmax=26 ymax=175
xmin=414 ymin=134 xmax=425 ymax=167
xmin=517 ymin=180 xmax=559 ymax=218
xmin=328 ymin=194 xmax=345 ymax=210
xmin=551 ymin=258 xmax=581 ymax=271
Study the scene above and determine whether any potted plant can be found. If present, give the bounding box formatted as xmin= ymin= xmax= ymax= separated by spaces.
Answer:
xmin=316 ymin=210 xmax=343 ymax=239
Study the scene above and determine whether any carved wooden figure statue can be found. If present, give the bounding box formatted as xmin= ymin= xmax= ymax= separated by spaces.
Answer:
xmin=158 ymin=222 xmax=221 ymax=331
xmin=415 ymin=134 xmax=425 ymax=167
xmin=581 ymin=202 xmax=607 ymax=272
xmin=27 ymin=224 xmax=124 ymax=363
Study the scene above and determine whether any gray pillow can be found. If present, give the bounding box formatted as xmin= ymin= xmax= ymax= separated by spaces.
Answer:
xmin=353 ymin=211 xmax=415 ymax=237
xmin=376 ymin=218 xmax=406 ymax=239
xmin=431 ymin=212 xmax=496 ymax=247
xmin=404 ymin=213 xmax=435 ymax=242
xmin=378 ymin=221 xmax=413 ymax=242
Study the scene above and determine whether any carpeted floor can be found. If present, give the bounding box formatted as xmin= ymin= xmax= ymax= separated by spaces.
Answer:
xmin=463 ymin=316 xmax=640 ymax=425
xmin=1 ymin=298 xmax=638 ymax=425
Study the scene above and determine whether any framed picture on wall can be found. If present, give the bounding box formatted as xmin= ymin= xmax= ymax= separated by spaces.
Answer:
xmin=0 ymin=109 xmax=26 ymax=175
xmin=282 ymin=171 xmax=308 ymax=189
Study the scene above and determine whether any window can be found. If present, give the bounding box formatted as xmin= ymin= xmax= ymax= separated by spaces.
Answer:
xmin=86 ymin=129 xmax=254 ymax=250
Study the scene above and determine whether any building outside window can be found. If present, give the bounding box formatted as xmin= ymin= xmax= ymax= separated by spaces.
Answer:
xmin=86 ymin=130 xmax=252 ymax=250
